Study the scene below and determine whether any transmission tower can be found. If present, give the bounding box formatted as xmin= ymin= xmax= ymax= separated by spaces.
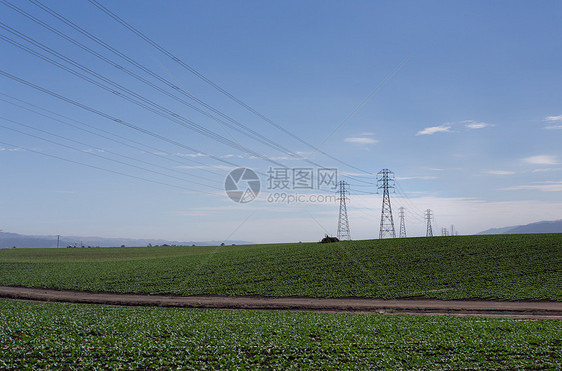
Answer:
xmin=425 ymin=209 xmax=433 ymax=237
xmin=337 ymin=181 xmax=351 ymax=240
xmin=378 ymin=169 xmax=396 ymax=239
xmin=398 ymin=207 xmax=406 ymax=238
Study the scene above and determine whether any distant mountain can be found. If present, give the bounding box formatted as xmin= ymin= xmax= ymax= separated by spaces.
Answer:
xmin=477 ymin=225 xmax=523 ymax=235
xmin=478 ymin=220 xmax=562 ymax=235
xmin=0 ymin=232 xmax=251 ymax=249
xmin=0 ymin=232 xmax=71 ymax=249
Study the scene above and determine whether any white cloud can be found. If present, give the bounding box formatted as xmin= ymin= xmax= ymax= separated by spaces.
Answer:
xmin=269 ymin=156 xmax=291 ymax=160
xmin=523 ymin=155 xmax=559 ymax=165
xmin=416 ymin=125 xmax=452 ymax=136
xmin=543 ymin=115 xmax=562 ymax=129
xmin=0 ymin=147 xmax=24 ymax=152
xmin=486 ymin=170 xmax=515 ymax=175
xmin=532 ymin=167 xmax=562 ymax=173
xmin=465 ymin=121 xmax=490 ymax=129
xmin=396 ymin=176 xmax=438 ymax=180
xmin=417 ymin=120 xmax=492 ymax=136
xmin=345 ymin=137 xmax=378 ymax=144
xmin=544 ymin=115 xmax=562 ymax=122
xmin=339 ymin=171 xmax=377 ymax=177
xmin=175 ymin=152 xmax=209 ymax=158
xmin=175 ymin=165 xmax=231 ymax=171
xmin=500 ymin=181 xmax=562 ymax=192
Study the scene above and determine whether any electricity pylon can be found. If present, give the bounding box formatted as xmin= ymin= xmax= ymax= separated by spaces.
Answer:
xmin=425 ymin=209 xmax=433 ymax=237
xmin=337 ymin=180 xmax=351 ymax=240
xmin=398 ymin=207 xmax=406 ymax=238
xmin=378 ymin=169 xmax=396 ymax=239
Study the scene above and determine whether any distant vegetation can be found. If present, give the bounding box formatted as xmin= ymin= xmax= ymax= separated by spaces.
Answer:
xmin=0 ymin=234 xmax=560 ymax=301
xmin=1 ymin=300 xmax=560 ymax=369
xmin=0 ymin=231 xmax=248 ymax=249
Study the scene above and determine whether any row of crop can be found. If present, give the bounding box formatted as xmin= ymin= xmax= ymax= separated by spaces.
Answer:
xmin=1 ymin=300 xmax=561 ymax=369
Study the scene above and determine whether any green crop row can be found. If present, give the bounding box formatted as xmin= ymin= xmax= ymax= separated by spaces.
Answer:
xmin=0 ymin=234 xmax=560 ymax=300
xmin=0 ymin=300 xmax=560 ymax=369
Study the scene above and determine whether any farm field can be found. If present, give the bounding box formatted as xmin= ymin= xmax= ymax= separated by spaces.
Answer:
xmin=1 ymin=299 xmax=561 ymax=369
xmin=0 ymin=234 xmax=561 ymax=301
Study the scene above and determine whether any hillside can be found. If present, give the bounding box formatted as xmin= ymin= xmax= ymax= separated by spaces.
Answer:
xmin=479 ymin=219 xmax=562 ymax=235
xmin=0 ymin=233 xmax=72 ymax=249
xmin=0 ymin=234 xmax=560 ymax=301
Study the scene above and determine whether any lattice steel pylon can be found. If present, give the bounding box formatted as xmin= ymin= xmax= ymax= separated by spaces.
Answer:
xmin=378 ymin=169 xmax=396 ymax=239
xmin=425 ymin=209 xmax=433 ymax=237
xmin=398 ymin=207 xmax=406 ymax=238
xmin=337 ymin=180 xmax=351 ymax=240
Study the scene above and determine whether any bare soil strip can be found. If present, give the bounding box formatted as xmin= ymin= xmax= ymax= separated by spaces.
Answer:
xmin=1 ymin=286 xmax=561 ymax=319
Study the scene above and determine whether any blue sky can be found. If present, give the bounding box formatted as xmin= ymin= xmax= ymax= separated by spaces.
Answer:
xmin=1 ymin=1 xmax=561 ymax=243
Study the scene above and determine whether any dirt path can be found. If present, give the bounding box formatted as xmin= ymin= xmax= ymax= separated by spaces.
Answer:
xmin=1 ymin=286 xmax=561 ymax=319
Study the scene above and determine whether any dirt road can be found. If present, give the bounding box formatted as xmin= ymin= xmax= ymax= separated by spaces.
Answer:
xmin=1 ymin=286 xmax=561 ymax=319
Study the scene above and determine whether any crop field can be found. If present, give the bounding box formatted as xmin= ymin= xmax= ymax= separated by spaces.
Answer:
xmin=0 ymin=234 xmax=561 ymax=300
xmin=1 ymin=299 xmax=560 ymax=369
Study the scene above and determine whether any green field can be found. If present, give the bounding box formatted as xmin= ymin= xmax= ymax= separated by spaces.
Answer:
xmin=0 ymin=234 xmax=561 ymax=300
xmin=1 ymin=299 xmax=560 ymax=369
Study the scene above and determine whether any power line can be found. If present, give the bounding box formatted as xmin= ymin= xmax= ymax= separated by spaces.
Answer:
xmin=5 ymin=0 xmax=381 ymax=187
xmin=0 ymin=69 xmax=260 ymax=172
xmin=15 ymin=1 xmax=311 ymax=168
xmin=0 ymin=94 xmax=225 ymax=179
xmin=394 ymin=180 xmax=426 ymax=215
xmin=85 ymin=0 xmax=376 ymax=176
xmin=3 ymin=0 xmax=387 ymax=192
xmin=0 ymin=10 xmax=373 ymax=187
xmin=0 ymin=25 xmax=293 ymax=169
xmin=1 ymin=0 xmax=337 ymax=171
xmin=0 ymin=120 xmax=222 ymax=190
xmin=0 ymin=139 xmax=215 ymax=194
xmin=0 ymin=116 xmax=221 ymax=190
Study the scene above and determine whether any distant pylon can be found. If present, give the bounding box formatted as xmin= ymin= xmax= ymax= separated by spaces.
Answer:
xmin=337 ymin=180 xmax=351 ymax=240
xmin=425 ymin=209 xmax=433 ymax=237
xmin=378 ymin=169 xmax=396 ymax=239
xmin=398 ymin=207 xmax=406 ymax=238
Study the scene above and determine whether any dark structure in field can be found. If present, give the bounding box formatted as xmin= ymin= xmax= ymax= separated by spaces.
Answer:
xmin=320 ymin=235 xmax=339 ymax=243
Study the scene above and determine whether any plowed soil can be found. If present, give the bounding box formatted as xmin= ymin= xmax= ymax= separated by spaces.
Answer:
xmin=1 ymin=286 xmax=561 ymax=319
